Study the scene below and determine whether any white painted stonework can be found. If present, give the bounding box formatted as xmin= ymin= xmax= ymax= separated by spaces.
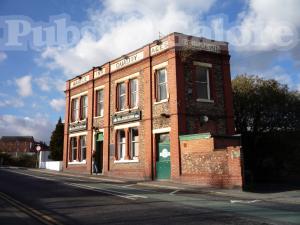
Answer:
xmin=110 ymin=51 xmax=144 ymax=72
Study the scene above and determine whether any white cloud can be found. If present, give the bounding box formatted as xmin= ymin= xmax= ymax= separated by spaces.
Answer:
xmin=0 ymin=98 xmax=24 ymax=108
xmin=40 ymin=0 xmax=215 ymax=77
xmin=34 ymin=75 xmax=65 ymax=92
xmin=50 ymin=98 xmax=65 ymax=112
xmin=15 ymin=75 xmax=33 ymax=97
xmin=0 ymin=52 xmax=7 ymax=62
xmin=0 ymin=114 xmax=54 ymax=143
xmin=235 ymin=0 xmax=300 ymax=52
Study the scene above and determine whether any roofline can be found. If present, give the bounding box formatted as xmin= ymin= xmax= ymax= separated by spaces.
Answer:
xmin=66 ymin=32 xmax=228 ymax=81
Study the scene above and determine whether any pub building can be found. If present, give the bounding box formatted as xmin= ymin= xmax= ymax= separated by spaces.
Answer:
xmin=63 ymin=32 xmax=242 ymax=188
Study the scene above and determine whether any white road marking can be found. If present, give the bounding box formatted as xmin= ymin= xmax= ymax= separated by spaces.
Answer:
xmin=67 ymin=183 xmax=147 ymax=200
xmin=3 ymin=168 xmax=148 ymax=201
xmin=230 ymin=199 xmax=261 ymax=204
xmin=169 ymin=190 xmax=180 ymax=195
xmin=122 ymin=184 xmax=135 ymax=187
xmin=4 ymin=170 xmax=54 ymax=181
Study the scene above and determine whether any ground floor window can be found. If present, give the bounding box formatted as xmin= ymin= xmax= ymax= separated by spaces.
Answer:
xmin=118 ymin=130 xmax=126 ymax=160
xmin=70 ymin=137 xmax=77 ymax=161
xmin=130 ymin=128 xmax=139 ymax=159
xmin=116 ymin=127 xmax=139 ymax=161
xmin=80 ymin=135 xmax=86 ymax=161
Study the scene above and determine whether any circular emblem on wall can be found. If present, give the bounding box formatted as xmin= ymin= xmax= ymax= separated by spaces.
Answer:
xmin=160 ymin=148 xmax=170 ymax=158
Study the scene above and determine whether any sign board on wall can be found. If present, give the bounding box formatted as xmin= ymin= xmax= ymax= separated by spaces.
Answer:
xmin=112 ymin=110 xmax=141 ymax=125
xmin=178 ymin=36 xmax=221 ymax=53
xmin=110 ymin=52 xmax=144 ymax=72
xmin=94 ymin=68 xmax=106 ymax=78
xmin=69 ymin=120 xmax=87 ymax=133
xmin=150 ymin=41 xmax=168 ymax=55
xmin=70 ymin=75 xmax=89 ymax=89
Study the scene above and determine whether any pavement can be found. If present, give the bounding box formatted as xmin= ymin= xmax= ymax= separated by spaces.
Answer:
xmin=26 ymin=167 xmax=300 ymax=205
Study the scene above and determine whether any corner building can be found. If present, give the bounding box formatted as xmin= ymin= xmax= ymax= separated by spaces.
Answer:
xmin=63 ymin=32 xmax=242 ymax=188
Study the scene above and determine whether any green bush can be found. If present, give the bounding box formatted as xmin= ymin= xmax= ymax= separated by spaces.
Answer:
xmin=0 ymin=152 xmax=13 ymax=165
xmin=0 ymin=153 xmax=37 ymax=168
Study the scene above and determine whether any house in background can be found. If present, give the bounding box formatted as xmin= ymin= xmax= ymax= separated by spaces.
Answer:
xmin=0 ymin=136 xmax=49 ymax=157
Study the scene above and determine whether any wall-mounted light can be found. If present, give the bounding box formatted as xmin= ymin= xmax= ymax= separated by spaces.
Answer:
xmin=161 ymin=113 xmax=170 ymax=118
xmin=93 ymin=126 xmax=99 ymax=132
xmin=122 ymin=55 xmax=129 ymax=60
xmin=153 ymin=39 xmax=162 ymax=45
xmin=200 ymin=115 xmax=209 ymax=125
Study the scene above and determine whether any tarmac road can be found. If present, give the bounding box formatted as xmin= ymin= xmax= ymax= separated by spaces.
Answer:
xmin=0 ymin=167 xmax=299 ymax=225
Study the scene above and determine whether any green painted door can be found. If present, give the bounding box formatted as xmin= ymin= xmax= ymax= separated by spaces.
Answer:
xmin=156 ymin=142 xmax=171 ymax=179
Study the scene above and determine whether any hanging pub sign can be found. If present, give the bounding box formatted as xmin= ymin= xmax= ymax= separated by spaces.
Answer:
xmin=112 ymin=110 xmax=141 ymax=125
xmin=69 ymin=119 xmax=87 ymax=133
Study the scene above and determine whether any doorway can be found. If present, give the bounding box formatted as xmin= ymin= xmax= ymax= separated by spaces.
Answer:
xmin=95 ymin=133 xmax=103 ymax=174
xmin=156 ymin=133 xmax=171 ymax=179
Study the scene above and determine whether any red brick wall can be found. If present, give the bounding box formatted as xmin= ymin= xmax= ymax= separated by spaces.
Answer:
xmin=179 ymin=137 xmax=242 ymax=188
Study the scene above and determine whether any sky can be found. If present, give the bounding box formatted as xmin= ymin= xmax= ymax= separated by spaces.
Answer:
xmin=0 ymin=0 xmax=299 ymax=143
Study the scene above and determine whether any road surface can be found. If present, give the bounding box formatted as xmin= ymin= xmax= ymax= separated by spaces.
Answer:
xmin=0 ymin=167 xmax=299 ymax=225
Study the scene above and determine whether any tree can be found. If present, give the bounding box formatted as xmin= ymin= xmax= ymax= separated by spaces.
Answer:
xmin=50 ymin=117 xmax=64 ymax=161
xmin=232 ymin=75 xmax=300 ymax=133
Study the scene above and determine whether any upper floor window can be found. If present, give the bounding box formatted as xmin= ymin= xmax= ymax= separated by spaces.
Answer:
xmin=80 ymin=135 xmax=86 ymax=161
xmin=71 ymin=98 xmax=79 ymax=122
xmin=117 ymin=82 xmax=126 ymax=111
xmin=81 ymin=95 xmax=88 ymax=119
xmin=156 ymin=68 xmax=168 ymax=101
xmin=129 ymin=79 xmax=138 ymax=108
xmin=96 ymin=89 xmax=104 ymax=117
xmin=195 ymin=66 xmax=210 ymax=100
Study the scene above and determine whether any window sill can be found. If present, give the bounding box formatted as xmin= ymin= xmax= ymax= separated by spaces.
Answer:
xmin=94 ymin=115 xmax=104 ymax=119
xmin=154 ymin=99 xmax=169 ymax=105
xmin=114 ymin=159 xmax=139 ymax=164
xmin=196 ymin=98 xmax=214 ymax=103
xmin=115 ymin=107 xmax=139 ymax=114
xmin=68 ymin=161 xmax=87 ymax=165
xmin=115 ymin=109 xmax=129 ymax=114
xmin=70 ymin=119 xmax=87 ymax=124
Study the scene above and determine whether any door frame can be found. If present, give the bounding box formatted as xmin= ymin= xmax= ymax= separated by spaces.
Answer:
xmin=154 ymin=132 xmax=171 ymax=180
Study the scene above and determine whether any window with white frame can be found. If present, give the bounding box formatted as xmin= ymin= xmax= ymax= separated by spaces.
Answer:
xmin=195 ymin=66 xmax=210 ymax=100
xmin=156 ymin=68 xmax=168 ymax=101
xmin=118 ymin=130 xmax=126 ymax=160
xmin=72 ymin=98 xmax=79 ymax=122
xmin=96 ymin=89 xmax=104 ymax=116
xmin=130 ymin=128 xmax=139 ymax=159
xmin=117 ymin=82 xmax=126 ymax=111
xmin=81 ymin=95 xmax=88 ymax=119
xmin=70 ymin=137 xmax=77 ymax=161
xmin=80 ymin=135 xmax=86 ymax=161
xmin=130 ymin=79 xmax=138 ymax=108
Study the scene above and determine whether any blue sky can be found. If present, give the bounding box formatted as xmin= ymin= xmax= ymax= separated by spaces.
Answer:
xmin=0 ymin=0 xmax=299 ymax=143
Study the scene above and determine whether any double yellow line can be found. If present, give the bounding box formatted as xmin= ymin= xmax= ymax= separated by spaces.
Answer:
xmin=0 ymin=192 xmax=64 ymax=225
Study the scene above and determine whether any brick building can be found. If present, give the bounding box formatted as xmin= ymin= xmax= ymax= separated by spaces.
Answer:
xmin=63 ymin=32 xmax=242 ymax=188
xmin=0 ymin=136 xmax=35 ymax=156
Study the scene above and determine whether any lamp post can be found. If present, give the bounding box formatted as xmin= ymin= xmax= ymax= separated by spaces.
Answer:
xmin=36 ymin=145 xmax=41 ymax=168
